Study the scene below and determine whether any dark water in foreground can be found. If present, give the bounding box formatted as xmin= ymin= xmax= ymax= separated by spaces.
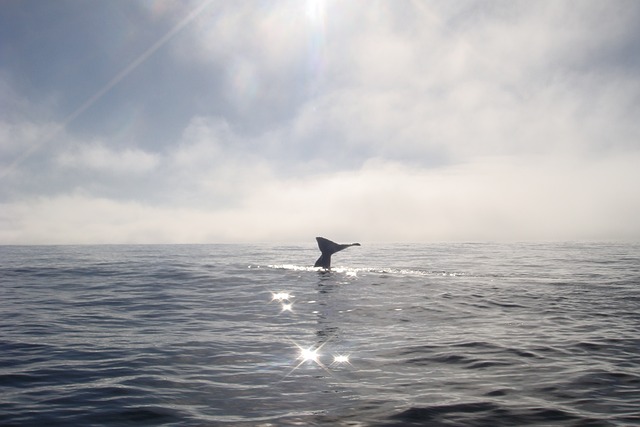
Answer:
xmin=1 ymin=243 xmax=639 ymax=426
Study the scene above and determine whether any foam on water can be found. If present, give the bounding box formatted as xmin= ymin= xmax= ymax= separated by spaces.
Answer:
xmin=266 ymin=263 xmax=463 ymax=278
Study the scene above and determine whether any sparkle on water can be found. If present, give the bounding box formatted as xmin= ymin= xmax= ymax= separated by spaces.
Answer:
xmin=268 ymin=289 xmax=355 ymax=377
xmin=4 ymin=244 xmax=637 ymax=426
xmin=332 ymin=354 xmax=350 ymax=365
xmin=299 ymin=346 xmax=320 ymax=363
xmin=271 ymin=291 xmax=292 ymax=302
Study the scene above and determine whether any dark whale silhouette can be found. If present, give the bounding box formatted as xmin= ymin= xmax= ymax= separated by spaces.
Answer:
xmin=314 ymin=237 xmax=361 ymax=269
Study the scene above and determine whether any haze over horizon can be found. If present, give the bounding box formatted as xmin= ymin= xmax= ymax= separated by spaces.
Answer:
xmin=2 ymin=1 xmax=640 ymax=244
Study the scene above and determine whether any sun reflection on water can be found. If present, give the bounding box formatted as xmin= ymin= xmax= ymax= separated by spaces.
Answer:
xmin=282 ymin=339 xmax=354 ymax=378
xmin=298 ymin=346 xmax=320 ymax=363
xmin=271 ymin=291 xmax=292 ymax=302
xmin=332 ymin=354 xmax=351 ymax=365
xmin=266 ymin=288 xmax=355 ymax=377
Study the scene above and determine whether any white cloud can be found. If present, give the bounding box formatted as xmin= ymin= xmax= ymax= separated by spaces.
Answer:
xmin=240 ymin=155 xmax=640 ymax=242
xmin=2 ymin=1 xmax=640 ymax=244
xmin=230 ymin=1 xmax=634 ymax=176
xmin=57 ymin=143 xmax=159 ymax=174
xmin=189 ymin=2 xmax=309 ymax=68
xmin=0 ymin=120 xmax=59 ymax=157
xmin=166 ymin=116 xmax=274 ymax=206
xmin=3 ymin=152 xmax=638 ymax=244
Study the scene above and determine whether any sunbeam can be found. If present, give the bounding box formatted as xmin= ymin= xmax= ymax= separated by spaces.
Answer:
xmin=1 ymin=0 xmax=214 ymax=180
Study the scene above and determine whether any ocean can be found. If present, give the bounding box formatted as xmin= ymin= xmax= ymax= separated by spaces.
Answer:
xmin=1 ymin=243 xmax=639 ymax=426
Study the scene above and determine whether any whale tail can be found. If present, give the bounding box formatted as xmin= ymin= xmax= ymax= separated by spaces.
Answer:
xmin=314 ymin=237 xmax=361 ymax=269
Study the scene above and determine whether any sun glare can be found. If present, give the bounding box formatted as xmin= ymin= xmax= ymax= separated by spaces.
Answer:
xmin=299 ymin=346 xmax=320 ymax=363
xmin=306 ymin=0 xmax=326 ymax=24
xmin=271 ymin=291 xmax=292 ymax=302
xmin=281 ymin=340 xmax=354 ymax=380
xmin=332 ymin=354 xmax=350 ymax=365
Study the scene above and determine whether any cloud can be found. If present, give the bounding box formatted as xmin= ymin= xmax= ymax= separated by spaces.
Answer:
xmin=57 ymin=143 xmax=159 ymax=174
xmin=0 ymin=119 xmax=59 ymax=158
xmin=165 ymin=116 xmax=274 ymax=207
xmin=1 ymin=1 xmax=640 ymax=244
xmin=3 ymin=151 xmax=639 ymax=244
xmin=184 ymin=0 xmax=640 ymax=172
xmin=242 ymin=154 xmax=640 ymax=242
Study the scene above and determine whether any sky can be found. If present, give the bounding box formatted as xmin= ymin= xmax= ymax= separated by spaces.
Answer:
xmin=1 ymin=0 xmax=640 ymax=244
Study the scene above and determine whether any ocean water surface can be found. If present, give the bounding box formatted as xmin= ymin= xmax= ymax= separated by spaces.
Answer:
xmin=1 ymin=243 xmax=639 ymax=426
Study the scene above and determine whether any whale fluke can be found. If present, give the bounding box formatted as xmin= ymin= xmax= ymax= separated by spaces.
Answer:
xmin=314 ymin=237 xmax=361 ymax=269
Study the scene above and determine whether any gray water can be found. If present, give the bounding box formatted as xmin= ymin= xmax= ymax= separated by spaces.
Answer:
xmin=1 ymin=243 xmax=639 ymax=426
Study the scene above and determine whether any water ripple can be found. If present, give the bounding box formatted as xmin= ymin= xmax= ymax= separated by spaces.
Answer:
xmin=1 ymin=243 xmax=639 ymax=425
